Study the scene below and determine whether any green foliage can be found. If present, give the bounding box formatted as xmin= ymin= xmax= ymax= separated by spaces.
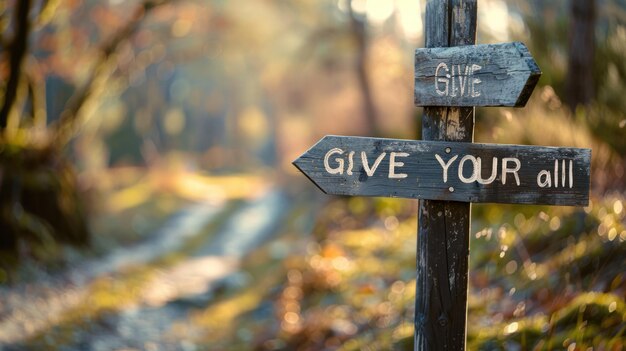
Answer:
xmin=511 ymin=1 xmax=626 ymax=154
xmin=180 ymin=193 xmax=625 ymax=350
xmin=468 ymin=195 xmax=626 ymax=350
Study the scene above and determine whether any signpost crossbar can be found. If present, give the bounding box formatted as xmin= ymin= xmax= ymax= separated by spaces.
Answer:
xmin=293 ymin=136 xmax=591 ymax=206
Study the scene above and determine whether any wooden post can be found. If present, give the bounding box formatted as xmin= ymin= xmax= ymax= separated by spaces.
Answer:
xmin=415 ymin=0 xmax=476 ymax=350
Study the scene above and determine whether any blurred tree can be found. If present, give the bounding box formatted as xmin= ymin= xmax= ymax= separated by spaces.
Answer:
xmin=566 ymin=0 xmax=596 ymax=110
xmin=55 ymin=0 xmax=172 ymax=145
xmin=0 ymin=0 xmax=171 ymax=266
xmin=0 ymin=0 xmax=31 ymax=129
xmin=348 ymin=0 xmax=380 ymax=136
xmin=509 ymin=0 xmax=626 ymax=158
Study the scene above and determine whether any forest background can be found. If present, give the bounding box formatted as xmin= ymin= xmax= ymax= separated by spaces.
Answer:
xmin=0 ymin=0 xmax=624 ymax=350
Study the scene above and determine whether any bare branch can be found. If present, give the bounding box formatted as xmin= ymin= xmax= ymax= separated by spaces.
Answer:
xmin=34 ymin=0 xmax=59 ymax=29
xmin=54 ymin=0 xmax=172 ymax=145
xmin=24 ymin=55 xmax=47 ymax=128
xmin=0 ymin=0 xmax=32 ymax=130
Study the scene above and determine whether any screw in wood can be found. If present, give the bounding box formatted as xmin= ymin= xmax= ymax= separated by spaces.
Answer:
xmin=449 ymin=187 xmax=454 ymax=192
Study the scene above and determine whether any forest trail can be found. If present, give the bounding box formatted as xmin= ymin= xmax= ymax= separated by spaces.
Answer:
xmin=0 ymin=186 xmax=308 ymax=350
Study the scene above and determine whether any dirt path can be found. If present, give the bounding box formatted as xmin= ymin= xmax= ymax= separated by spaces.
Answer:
xmin=1 ymin=188 xmax=296 ymax=350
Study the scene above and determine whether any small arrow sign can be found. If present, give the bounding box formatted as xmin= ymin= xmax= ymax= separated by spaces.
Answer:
xmin=414 ymin=42 xmax=541 ymax=107
xmin=293 ymin=135 xmax=590 ymax=206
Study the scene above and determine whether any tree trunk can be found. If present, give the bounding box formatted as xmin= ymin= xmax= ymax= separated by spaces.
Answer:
xmin=566 ymin=0 xmax=596 ymax=110
xmin=0 ymin=0 xmax=32 ymax=130
xmin=348 ymin=0 xmax=380 ymax=136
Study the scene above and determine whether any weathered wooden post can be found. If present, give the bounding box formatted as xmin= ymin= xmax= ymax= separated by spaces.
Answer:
xmin=415 ymin=1 xmax=476 ymax=349
xmin=293 ymin=0 xmax=591 ymax=349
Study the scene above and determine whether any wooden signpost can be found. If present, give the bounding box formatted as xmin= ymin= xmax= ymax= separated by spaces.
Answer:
xmin=414 ymin=42 xmax=541 ymax=107
xmin=293 ymin=0 xmax=591 ymax=350
xmin=293 ymin=136 xmax=590 ymax=206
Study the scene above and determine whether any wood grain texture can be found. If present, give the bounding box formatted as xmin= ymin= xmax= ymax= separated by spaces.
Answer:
xmin=292 ymin=135 xmax=591 ymax=206
xmin=417 ymin=1 xmax=476 ymax=349
xmin=414 ymin=42 xmax=541 ymax=107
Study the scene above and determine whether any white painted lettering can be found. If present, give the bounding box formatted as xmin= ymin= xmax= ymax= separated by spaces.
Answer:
xmin=450 ymin=65 xmax=457 ymax=97
xmin=477 ymin=157 xmax=498 ymax=184
xmin=458 ymin=155 xmax=478 ymax=183
xmin=561 ymin=159 xmax=566 ymax=188
xmin=361 ymin=151 xmax=386 ymax=177
xmin=471 ymin=64 xmax=482 ymax=97
xmin=537 ymin=170 xmax=551 ymax=188
xmin=389 ymin=152 xmax=409 ymax=179
xmin=435 ymin=154 xmax=458 ymax=183
xmin=458 ymin=65 xmax=470 ymax=96
xmin=435 ymin=63 xmax=449 ymax=96
xmin=502 ymin=158 xmax=521 ymax=186
xmin=538 ymin=160 xmax=574 ymax=188
xmin=324 ymin=148 xmax=344 ymax=175
xmin=434 ymin=63 xmax=482 ymax=98
xmin=347 ymin=151 xmax=355 ymax=175
xmin=554 ymin=159 xmax=558 ymax=188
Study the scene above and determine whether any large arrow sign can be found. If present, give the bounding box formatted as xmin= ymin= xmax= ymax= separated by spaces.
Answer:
xmin=293 ymin=135 xmax=590 ymax=206
xmin=414 ymin=42 xmax=541 ymax=107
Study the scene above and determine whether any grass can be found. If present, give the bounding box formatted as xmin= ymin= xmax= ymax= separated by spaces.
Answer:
xmin=178 ymin=191 xmax=626 ymax=350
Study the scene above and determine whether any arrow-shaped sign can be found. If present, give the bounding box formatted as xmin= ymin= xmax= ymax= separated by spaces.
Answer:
xmin=293 ymin=135 xmax=590 ymax=206
xmin=414 ymin=42 xmax=541 ymax=107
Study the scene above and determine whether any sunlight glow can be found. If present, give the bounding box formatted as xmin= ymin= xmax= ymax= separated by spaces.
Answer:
xmin=504 ymin=321 xmax=519 ymax=334
xmin=350 ymin=0 xmax=367 ymax=13
xmin=338 ymin=0 xmax=423 ymax=40
xmin=345 ymin=0 xmax=394 ymax=24
xmin=478 ymin=0 xmax=509 ymax=41
xmin=397 ymin=0 xmax=423 ymax=41
xmin=366 ymin=0 xmax=395 ymax=24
